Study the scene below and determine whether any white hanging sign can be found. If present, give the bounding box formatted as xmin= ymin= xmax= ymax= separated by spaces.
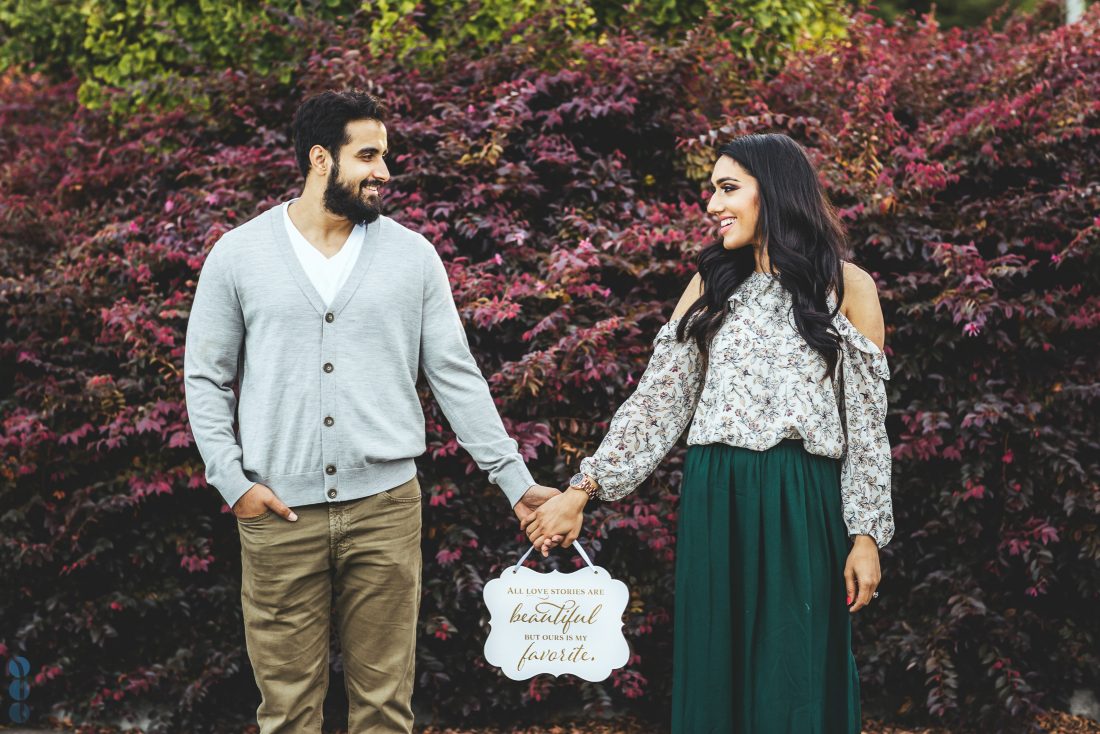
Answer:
xmin=483 ymin=541 xmax=630 ymax=681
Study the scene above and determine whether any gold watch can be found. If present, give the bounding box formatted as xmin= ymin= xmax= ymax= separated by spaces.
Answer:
xmin=568 ymin=472 xmax=599 ymax=501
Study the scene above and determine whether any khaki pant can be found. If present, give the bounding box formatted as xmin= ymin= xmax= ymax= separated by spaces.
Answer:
xmin=236 ymin=476 xmax=422 ymax=733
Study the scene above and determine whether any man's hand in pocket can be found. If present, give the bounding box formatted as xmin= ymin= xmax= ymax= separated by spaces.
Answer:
xmin=232 ymin=483 xmax=298 ymax=521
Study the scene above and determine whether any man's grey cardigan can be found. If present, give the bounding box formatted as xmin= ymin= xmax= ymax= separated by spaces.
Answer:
xmin=183 ymin=202 xmax=535 ymax=510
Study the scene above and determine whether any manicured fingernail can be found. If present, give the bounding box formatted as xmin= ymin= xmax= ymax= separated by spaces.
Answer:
xmin=846 ymin=595 xmax=852 ymax=605
xmin=289 ymin=512 xmax=298 ymax=521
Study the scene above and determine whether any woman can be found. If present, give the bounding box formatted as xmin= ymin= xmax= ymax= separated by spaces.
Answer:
xmin=522 ymin=132 xmax=895 ymax=733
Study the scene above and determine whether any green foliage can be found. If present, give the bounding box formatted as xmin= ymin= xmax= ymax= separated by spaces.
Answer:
xmin=871 ymin=0 xmax=1046 ymax=28
xmin=360 ymin=0 xmax=599 ymax=68
xmin=0 ymin=0 xmax=322 ymax=112
xmin=0 ymin=0 xmax=850 ymax=114
xmin=365 ymin=0 xmax=852 ymax=66
xmin=0 ymin=0 xmax=86 ymax=78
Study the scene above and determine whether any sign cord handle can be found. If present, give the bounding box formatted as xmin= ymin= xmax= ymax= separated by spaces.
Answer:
xmin=512 ymin=541 xmax=594 ymax=571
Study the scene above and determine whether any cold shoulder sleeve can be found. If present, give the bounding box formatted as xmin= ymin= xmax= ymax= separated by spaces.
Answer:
xmin=579 ymin=318 xmax=705 ymax=501
xmin=833 ymin=312 xmax=895 ymax=548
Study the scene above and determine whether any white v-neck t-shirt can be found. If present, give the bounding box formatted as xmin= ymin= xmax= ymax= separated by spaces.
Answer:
xmin=282 ymin=200 xmax=365 ymax=308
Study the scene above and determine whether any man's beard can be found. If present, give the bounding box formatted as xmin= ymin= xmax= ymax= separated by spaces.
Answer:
xmin=322 ymin=160 xmax=383 ymax=226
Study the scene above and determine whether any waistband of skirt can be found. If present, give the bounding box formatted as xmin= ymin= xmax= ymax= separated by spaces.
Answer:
xmin=688 ymin=437 xmax=837 ymax=460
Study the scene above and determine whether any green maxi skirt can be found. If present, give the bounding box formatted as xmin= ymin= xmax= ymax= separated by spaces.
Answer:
xmin=671 ymin=439 xmax=861 ymax=734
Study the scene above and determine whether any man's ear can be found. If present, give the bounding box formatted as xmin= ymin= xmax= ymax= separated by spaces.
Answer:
xmin=310 ymin=145 xmax=329 ymax=175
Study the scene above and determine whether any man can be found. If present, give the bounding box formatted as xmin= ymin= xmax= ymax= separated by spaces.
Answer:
xmin=183 ymin=90 xmax=558 ymax=733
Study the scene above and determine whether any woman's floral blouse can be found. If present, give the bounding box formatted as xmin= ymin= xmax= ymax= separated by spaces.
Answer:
xmin=579 ymin=270 xmax=895 ymax=548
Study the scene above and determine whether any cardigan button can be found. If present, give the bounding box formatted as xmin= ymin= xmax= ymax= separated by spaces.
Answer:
xmin=327 ymin=489 xmax=337 ymax=499
xmin=325 ymin=465 xmax=336 ymax=475
xmin=324 ymin=416 xmax=334 ymax=427
xmin=323 ymin=362 xmax=333 ymax=373
xmin=325 ymin=312 xmax=334 ymax=323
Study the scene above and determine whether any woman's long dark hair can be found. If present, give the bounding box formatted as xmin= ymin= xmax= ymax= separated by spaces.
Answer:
xmin=675 ymin=133 xmax=849 ymax=377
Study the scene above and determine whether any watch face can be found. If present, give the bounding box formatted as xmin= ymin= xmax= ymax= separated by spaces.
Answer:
xmin=569 ymin=472 xmax=585 ymax=487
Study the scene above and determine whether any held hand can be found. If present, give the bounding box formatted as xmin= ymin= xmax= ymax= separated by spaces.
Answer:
xmin=513 ymin=484 xmax=563 ymax=524
xmin=844 ymin=535 xmax=881 ymax=613
xmin=232 ymin=483 xmax=298 ymax=522
xmin=521 ymin=489 xmax=587 ymax=557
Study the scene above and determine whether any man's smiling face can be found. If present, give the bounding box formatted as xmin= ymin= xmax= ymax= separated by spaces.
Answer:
xmin=321 ymin=118 xmax=390 ymax=225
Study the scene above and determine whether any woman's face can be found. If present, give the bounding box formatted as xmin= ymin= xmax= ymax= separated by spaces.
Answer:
xmin=706 ymin=155 xmax=760 ymax=251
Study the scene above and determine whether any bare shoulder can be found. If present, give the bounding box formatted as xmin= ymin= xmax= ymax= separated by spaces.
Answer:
xmin=840 ymin=262 xmax=885 ymax=350
xmin=841 ymin=261 xmax=878 ymax=298
xmin=671 ymin=273 xmax=704 ymax=320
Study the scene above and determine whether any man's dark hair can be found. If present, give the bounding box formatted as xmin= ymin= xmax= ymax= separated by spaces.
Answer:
xmin=292 ymin=90 xmax=386 ymax=179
